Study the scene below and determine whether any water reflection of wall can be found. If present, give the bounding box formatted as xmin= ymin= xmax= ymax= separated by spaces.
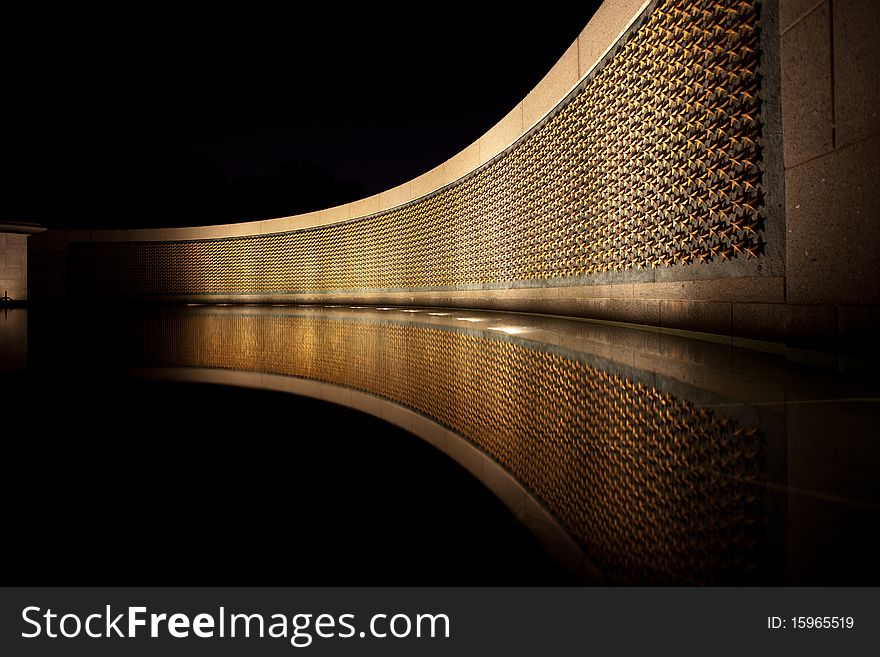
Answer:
xmin=129 ymin=308 xmax=769 ymax=584
xmin=0 ymin=308 xmax=27 ymax=372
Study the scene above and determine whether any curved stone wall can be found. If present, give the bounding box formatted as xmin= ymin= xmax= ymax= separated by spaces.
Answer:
xmin=34 ymin=0 xmax=880 ymax=350
xmin=70 ymin=0 xmax=765 ymax=297
xmin=47 ymin=0 xmax=791 ymax=333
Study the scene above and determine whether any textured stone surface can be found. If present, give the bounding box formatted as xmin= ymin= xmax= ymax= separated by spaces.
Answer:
xmin=478 ymin=103 xmax=523 ymax=164
xmin=381 ymin=402 xmax=416 ymax=433
xmin=578 ymin=0 xmax=648 ymax=77
xmin=780 ymin=3 xmax=834 ymax=167
xmin=410 ymin=141 xmax=481 ymax=199
xmin=786 ymin=136 xmax=880 ymax=305
xmin=523 ymin=39 xmax=579 ymax=128
xmin=320 ymin=382 xmax=352 ymax=408
xmin=833 ymin=0 xmax=880 ymax=148
xmin=481 ymin=458 xmax=527 ymax=517
xmin=563 ymin=298 xmax=662 ymax=326
xmin=318 ymin=203 xmax=351 ymax=225
xmin=660 ymin=300 xmax=732 ymax=335
xmin=348 ymin=389 xmax=382 ymax=417
xmin=378 ymin=181 xmax=411 ymax=211
xmin=284 ymin=210 xmax=323 ymax=233
xmin=412 ymin=414 xmax=448 ymax=453
xmin=732 ymin=303 xmax=786 ymax=340
xmin=445 ymin=435 xmax=483 ymax=481
xmin=90 ymin=229 xmax=127 ymax=242
xmin=631 ymin=278 xmax=785 ymax=303
xmin=347 ymin=194 xmax=382 ymax=221
xmin=779 ymin=0 xmax=825 ymax=33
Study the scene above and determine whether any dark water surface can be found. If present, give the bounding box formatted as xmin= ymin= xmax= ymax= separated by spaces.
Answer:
xmin=2 ymin=304 xmax=878 ymax=585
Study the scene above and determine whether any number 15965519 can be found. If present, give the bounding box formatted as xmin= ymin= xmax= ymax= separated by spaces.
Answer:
xmin=767 ymin=616 xmax=854 ymax=629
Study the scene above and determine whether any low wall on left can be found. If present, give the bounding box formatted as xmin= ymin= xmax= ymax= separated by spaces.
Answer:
xmin=0 ymin=223 xmax=44 ymax=302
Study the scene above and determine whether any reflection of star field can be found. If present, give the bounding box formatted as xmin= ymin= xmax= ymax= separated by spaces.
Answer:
xmin=132 ymin=305 xmax=767 ymax=585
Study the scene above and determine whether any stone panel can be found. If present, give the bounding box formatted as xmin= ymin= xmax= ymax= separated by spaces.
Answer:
xmin=786 ymin=136 xmax=880 ymax=305
xmin=833 ymin=0 xmax=880 ymax=148
xmin=780 ymin=3 xmax=834 ymax=167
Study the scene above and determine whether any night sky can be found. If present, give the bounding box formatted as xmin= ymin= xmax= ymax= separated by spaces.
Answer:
xmin=4 ymin=2 xmax=601 ymax=229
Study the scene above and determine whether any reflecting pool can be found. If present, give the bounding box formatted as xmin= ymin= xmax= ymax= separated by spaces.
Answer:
xmin=4 ymin=305 xmax=879 ymax=584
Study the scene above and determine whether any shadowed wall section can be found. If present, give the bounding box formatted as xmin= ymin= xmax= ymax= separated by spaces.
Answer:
xmin=29 ymin=0 xmax=880 ymax=350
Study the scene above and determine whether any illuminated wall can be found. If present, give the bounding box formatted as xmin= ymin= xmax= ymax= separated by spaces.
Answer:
xmin=1 ymin=223 xmax=44 ymax=302
xmin=68 ymin=0 xmax=766 ymax=292
xmin=0 ymin=232 xmax=27 ymax=301
xmin=30 ymin=0 xmax=880 ymax=349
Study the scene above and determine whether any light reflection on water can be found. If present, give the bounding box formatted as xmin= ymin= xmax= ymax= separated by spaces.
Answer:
xmin=14 ymin=305 xmax=880 ymax=584
xmin=0 ymin=307 xmax=27 ymax=373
